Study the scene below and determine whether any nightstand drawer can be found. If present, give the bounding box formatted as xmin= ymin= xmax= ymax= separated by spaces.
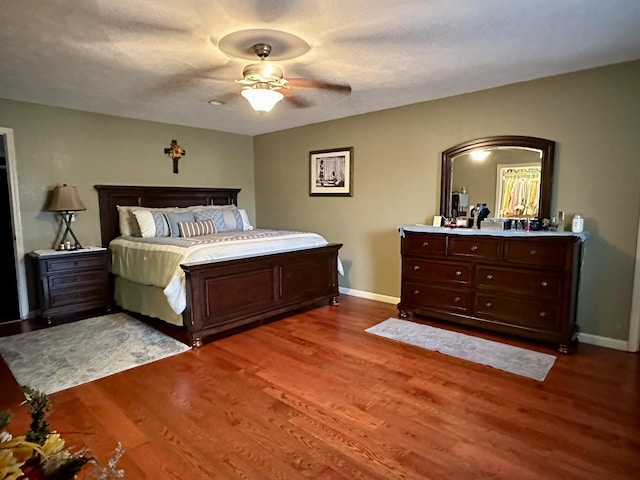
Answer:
xmin=49 ymin=286 xmax=109 ymax=309
xmin=47 ymin=271 xmax=108 ymax=290
xmin=40 ymin=255 xmax=108 ymax=274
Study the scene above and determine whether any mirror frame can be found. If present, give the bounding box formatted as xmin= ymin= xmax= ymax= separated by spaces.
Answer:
xmin=440 ymin=135 xmax=555 ymax=220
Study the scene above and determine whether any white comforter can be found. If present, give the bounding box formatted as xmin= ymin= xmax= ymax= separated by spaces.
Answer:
xmin=109 ymin=229 xmax=343 ymax=314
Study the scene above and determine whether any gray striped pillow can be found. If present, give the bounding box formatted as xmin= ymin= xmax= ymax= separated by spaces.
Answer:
xmin=178 ymin=219 xmax=216 ymax=238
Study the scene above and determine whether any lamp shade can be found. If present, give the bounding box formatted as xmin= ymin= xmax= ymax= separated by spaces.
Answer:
xmin=241 ymin=86 xmax=284 ymax=113
xmin=48 ymin=184 xmax=86 ymax=212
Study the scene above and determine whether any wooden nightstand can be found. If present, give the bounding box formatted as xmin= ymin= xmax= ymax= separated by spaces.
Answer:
xmin=28 ymin=248 xmax=112 ymax=323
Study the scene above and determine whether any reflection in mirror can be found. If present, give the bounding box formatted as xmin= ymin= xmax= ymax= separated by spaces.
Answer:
xmin=440 ymin=136 xmax=555 ymax=222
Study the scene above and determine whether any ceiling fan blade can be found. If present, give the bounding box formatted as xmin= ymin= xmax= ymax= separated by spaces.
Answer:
xmin=282 ymin=91 xmax=312 ymax=108
xmin=287 ymin=78 xmax=351 ymax=94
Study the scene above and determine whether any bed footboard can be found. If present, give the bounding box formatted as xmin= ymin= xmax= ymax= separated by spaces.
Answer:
xmin=181 ymin=243 xmax=342 ymax=347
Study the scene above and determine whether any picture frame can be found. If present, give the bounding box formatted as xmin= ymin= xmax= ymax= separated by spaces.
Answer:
xmin=309 ymin=147 xmax=353 ymax=196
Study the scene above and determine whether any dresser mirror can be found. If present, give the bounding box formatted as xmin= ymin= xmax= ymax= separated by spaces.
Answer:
xmin=440 ymin=135 xmax=555 ymax=221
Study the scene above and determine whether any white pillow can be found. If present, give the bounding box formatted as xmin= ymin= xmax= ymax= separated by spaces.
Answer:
xmin=117 ymin=205 xmax=142 ymax=237
xmin=237 ymin=209 xmax=254 ymax=231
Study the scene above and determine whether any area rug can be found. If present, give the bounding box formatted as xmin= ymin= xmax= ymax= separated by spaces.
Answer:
xmin=365 ymin=318 xmax=556 ymax=381
xmin=0 ymin=312 xmax=191 ymax=394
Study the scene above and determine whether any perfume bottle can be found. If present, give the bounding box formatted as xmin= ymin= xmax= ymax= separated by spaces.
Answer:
xmin=557 ymin=211 xmax=565 ymax=232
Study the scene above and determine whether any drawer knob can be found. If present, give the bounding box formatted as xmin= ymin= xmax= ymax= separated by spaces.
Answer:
xmin=413 ymin=265 xmax=420 ymax=271
xmin=539 ymin=311 xmax=546 ymax=318
xmin=422 ymin=241 xmax=429 ymax=247
xmin=454 ymin=296 xmax=461 ymax=303
xmin=470 ymin=245 xmax=478 ymax=252
xmin=455 ymin=270 xmax=462 ymax=276
xmin=486 ymin=274 xmax=493 ymax=280
xmin=485 ymin=302 xmax=493 ymax=308
xmin=530 ymin=249 xmax=537 ymax=255
xmin=541 ymin=281 xmax=548 ymax=287
xmin=413 ymin=289 xmax=420 ymax=295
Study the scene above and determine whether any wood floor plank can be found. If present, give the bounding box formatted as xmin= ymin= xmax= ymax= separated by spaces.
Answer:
xmin=1 ymin=295 xmax=639 ymax=479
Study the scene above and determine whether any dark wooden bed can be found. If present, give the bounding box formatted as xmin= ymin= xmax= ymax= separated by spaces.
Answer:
xmin=95 ymin=185 xmax=342 ymax=347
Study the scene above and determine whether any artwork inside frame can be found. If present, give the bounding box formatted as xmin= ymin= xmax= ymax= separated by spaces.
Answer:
xmin=309 ymin=147 xmax=353 ymax=196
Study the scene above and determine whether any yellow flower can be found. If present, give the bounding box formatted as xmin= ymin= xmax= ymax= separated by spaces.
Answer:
xmin=0 ymin=448 xmax=24 ymax=480
xmin=41 ymin=432 xmax=65 ymax=457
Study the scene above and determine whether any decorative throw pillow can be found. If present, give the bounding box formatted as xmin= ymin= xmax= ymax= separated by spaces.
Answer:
xmin=194 ymin=209 xmax=227 ymax=232
xmin=194 ymin=207 xmax=251 ymax=232
xmin=133 ymin=210 xmax=170 ymax=237
xmin=164 ymin=211 xmax=196 ymax=237
xmin=178 ymin=219 xmax=216 ymax=238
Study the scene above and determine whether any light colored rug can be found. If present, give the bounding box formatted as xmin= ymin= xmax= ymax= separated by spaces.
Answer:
xmin=365 ymin=318 xmax=556 ymax=381
xmin=0 ymin=312 xmax=191 ymax=394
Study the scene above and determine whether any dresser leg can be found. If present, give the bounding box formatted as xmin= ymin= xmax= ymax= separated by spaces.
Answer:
xmin=398 ymin=309 xmax=409 ymax=319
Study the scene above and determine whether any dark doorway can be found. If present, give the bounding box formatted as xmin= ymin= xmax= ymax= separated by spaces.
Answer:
xmin=0 ymin=136 xmax=20 ymax=322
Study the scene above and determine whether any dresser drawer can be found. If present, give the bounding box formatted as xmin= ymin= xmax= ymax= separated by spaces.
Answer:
xmin=476 ymin=265 xmax=563 ymax=299
xmin=475 ymin=293 xmax=561 ymax=331
xmin=503 ymin=240 xmax=568 ymax=269
xmin=40 ymin=254 xmax=108 ymax=274
xmin=449 ymin=236 xmax=500 ymax=261
xmin=402 ymin=233 xmax=447 ymax=257
xmin=403 ymin=258 xmax=471 ymax=285
xmin=402 ymin=282 xmax=471 ymax=313
xmin=47 ymin=270 xmax=108 ymax=291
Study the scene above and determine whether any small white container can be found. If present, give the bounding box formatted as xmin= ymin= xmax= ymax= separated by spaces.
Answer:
xmin=572 ymin=214 xmax=584 ymax=233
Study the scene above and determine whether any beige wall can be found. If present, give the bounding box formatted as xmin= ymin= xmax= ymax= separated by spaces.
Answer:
xmin=254 ymin=60 xmax=640 ymax=342
xmin=0 ymin=100 xmax=255 ymax=254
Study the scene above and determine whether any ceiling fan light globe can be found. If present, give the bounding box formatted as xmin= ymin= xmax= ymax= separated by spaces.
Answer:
xmin=241 ymin=88 xmax=284 ymax=113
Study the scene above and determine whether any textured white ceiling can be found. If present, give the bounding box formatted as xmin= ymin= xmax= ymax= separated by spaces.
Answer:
xmin=2 ymin=0 xmax=640 ymax=136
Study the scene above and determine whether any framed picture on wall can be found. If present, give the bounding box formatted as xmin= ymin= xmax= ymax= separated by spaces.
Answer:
xmin=309 ymin=147 xmax=353 ymax=196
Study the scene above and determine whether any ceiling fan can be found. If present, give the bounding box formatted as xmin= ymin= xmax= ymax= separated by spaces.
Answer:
xmin=236 ymin=43 xmax=351 ymax=113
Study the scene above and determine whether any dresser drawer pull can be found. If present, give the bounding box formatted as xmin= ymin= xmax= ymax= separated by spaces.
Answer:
xmin=470 ymin=245 xmax=478 ymax=252
xmin=413 ymin=289 xmax=420 ymax=295
xmin=422 ymin=241 xmax=429 ymax=247
xmin=454 ymin=296 xmax=461 ymax=303
xmin=413 ymin=265 xmax=420 ymax=271
xmin=455 ymin=270 xmax=462 ymax=276
xmin=539 ymin=311 xmax=546 ymax=318
xmin=530 ymin=249 xmax=537 ymax=255
xmin=486 ymin=274 xmax=493 ymax=280
xmin=541 ymin=281 xmax=548 ymax=287
xmin=485 ymin=302 xmax=492 ymax=308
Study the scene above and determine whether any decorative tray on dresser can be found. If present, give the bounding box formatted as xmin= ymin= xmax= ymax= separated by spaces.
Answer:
xmin=397 ymin=225 xmax=587 ymax=353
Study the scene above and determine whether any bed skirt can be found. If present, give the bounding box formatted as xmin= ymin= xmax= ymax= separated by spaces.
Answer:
xmin=114 ymin=276 xmax=183 ymax=326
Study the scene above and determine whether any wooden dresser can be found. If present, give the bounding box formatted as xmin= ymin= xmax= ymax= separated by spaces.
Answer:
xmin=398 ymin=226 xmax=586 ymax=353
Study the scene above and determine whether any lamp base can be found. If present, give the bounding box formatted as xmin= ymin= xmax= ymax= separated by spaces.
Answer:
xmin=58 ymin=212 xmax=83 ymax=250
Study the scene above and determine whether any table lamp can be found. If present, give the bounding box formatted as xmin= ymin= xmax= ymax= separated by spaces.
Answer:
xmin=48 ymin=184 xmax=86 ymax=250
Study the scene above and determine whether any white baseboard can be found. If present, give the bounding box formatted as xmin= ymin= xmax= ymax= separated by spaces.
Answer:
xmin=339 ymin=288 xmax=631 ymax=351
xmin=339 ymin=287 xmax=399 ymax=305
xmin=577 ymin=332 xmax=629 ymax=351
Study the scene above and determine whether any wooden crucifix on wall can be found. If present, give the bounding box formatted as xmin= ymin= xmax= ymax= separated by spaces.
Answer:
xmin=164 ymin=139 xmax=186 ymax=173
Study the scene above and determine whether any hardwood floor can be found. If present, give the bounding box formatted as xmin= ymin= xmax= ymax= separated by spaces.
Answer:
xmin=1 ymin=296 xmax=639 ymax=479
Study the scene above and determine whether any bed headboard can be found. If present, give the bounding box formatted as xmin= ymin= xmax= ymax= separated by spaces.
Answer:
xmin=94 ymin=185 xmax=240 ymax=247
